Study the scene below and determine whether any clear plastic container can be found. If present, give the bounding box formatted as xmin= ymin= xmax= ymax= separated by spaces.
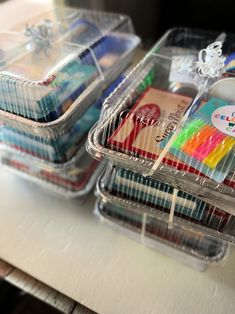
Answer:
xmin=12 ymin=7 xmax=135 ymax=47
xmin=96 ymin=164 xmax=235 ymax=243
xmin=0 ymin=4 xmax=141 ymax=197
xmin=0 ymin=74 xmax=125 ymax=163
xmin=95 ymin=197 xmax=229 ymax=271
xmin=0 ymin=32 xmax=101 ymax=122
xmin=0 ymin=6 xmax=140 ymax=130
xmin=0 ymin=146 xmax=104 ymax=197
xmin=148 ymin=28 xmax=235 ymax=59
xmin=87 ymin=48 xmax=235 ymax=214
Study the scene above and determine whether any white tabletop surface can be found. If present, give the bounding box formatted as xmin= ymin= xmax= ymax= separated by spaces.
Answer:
xmin=0 ymin=1 xmax=235 ymax=313
xmin=0 ymin=169 xmax=235 ymax=314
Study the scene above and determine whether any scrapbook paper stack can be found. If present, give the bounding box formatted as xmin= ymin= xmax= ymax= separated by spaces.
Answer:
xmin=87 ymin=28 xmax=235 ymax=270
xmin=0 ymin=6 xmax=140 ymax=197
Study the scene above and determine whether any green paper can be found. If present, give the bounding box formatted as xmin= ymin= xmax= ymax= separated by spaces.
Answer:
xmin=172 ymin=119 xmax=206 ymax=149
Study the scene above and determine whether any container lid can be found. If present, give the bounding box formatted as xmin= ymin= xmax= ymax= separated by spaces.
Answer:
xmin=0 ymin=6 xmax=135 ymax=122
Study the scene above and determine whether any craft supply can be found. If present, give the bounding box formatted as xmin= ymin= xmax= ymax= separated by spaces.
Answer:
xmin=97 ymin=165 xmax=235 ymax=240
xmin=137 ymin=68 xmax=156 ymax=93
xmin=0 ymin=11 xmax=140 ymax=122
xmin=0 ymin=60 xmax=97 ymax=121
xmin=182 ymin=125 xmax=216 ymax=156
xmin=87 ymin=29 xmax=235 ymax=229
xmin=203 ymin=137 xmax=235 ymax=168
xmin=191 ymin=132 xmax=226 ymax=161
xmin=108 ymin=87 xmax=191 ymax=159
xmin=0 ymin=74 xmax=125 ymax=162
xmin=172 ymin=119 xmax=206 ymax=149
xmin=0 ymin=7 xmax=142 ymax=200
xmin=165 ymin=97 xmax=235 ymax=182
xmin=105 ymin=167 xmax=206 ymax=220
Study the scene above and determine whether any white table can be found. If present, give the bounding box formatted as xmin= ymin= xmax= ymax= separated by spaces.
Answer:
xmin=0 ymin=169 xmax=235 ymax=314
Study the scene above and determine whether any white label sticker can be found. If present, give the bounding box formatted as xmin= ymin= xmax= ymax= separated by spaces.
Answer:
xmin=211 ymin=105 xmax=235 ymax=137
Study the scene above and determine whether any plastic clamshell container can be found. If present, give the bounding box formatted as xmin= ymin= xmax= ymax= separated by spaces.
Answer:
xmin=0 ymin=32 xmax=102 ymax=122
xmin=96 ymin=164 xmax=235 ymax=243
xmin=0 ymin=6 xmax=140 ymax=136
xmin=95 ymin=197 xmax=229 ymax=272
xmin=13 ymin=6 xmax=136 ymax=46
xmin=87 ymin=47 xmax=235 ymax=214
xmin=0 ymin=74 xmax=125 ymax=163
xmin=0 ymin=145 xmax=105 ymax=197
xmin=148 ymin=28 xmax=235 ymax=59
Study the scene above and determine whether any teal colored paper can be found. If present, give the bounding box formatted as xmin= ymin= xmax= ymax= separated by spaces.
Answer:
xmin=109 ymin=168 xmax=206 ymax=220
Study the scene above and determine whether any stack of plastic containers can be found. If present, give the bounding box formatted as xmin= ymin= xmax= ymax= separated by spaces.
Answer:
xmin=0 ymin=6 xmax=140 ymax=196
xmin=87 ymin=28 xmax=235 ymax=270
